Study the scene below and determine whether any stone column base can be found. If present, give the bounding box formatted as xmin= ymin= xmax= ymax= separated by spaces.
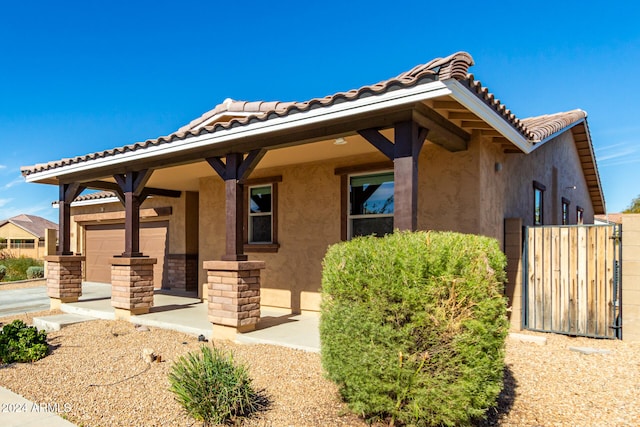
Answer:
xmin=45 ymin=255 xmax=85 ymax=309
xmin=204 ymin=260 xmax=265 ymax=339
xmin=110 ymin=257 xmax=157 ymax=317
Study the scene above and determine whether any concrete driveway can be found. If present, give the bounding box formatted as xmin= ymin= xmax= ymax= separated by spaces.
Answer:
xmin=0 ymin=285 xmax=50 ymax=318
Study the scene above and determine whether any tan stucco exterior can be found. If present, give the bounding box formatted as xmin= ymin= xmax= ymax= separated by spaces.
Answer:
xmin=503 ymin=131 xmax=594 ymax=226
xmin=0 ymin=222 xmax=48 ymax=259
xmin=67 ymin=127 xmax=599 ymax=313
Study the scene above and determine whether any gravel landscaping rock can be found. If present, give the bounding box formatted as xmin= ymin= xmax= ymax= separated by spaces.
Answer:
xmin=0 ymin=312 xmax=638 ymax=426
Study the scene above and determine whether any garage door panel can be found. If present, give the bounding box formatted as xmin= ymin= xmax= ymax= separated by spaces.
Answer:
xmin=85 ymin=222 xmax=168 ymax=289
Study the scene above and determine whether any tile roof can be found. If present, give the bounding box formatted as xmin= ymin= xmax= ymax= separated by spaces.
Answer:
xmin=0 ymin=214 xmax=58 ymax=238
xmin=595 ymin=213 xmax=623 ymax=224
xmin=20 ymin=52 xmax=478 ymax=176
xmin=20 ymin=51 xmax=589 ymax=177
xmin=72 ymin=191 xmax=118 ymax=202
xmin=520 ymin=109 xmax=587 ymax=141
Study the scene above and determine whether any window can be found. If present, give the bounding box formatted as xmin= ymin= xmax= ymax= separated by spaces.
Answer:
xmin=562 ymin=197 xmax=570 ymax=225
xmin=11 ymin=239 xmax=35 ymax=249
xmin=243 ymin=176 xmax=281 ymax=252
xmin=349 ymin=171 xmax=394 ymax=238
xmin=248 ymin=185 xmax=272 ymax=243
xmin=533 ymin=181 xmax=546 ymax=226
xmin=576 ymin=206 xmax=584 ymax=225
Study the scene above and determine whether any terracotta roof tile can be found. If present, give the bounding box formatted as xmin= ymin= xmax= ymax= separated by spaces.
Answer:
xmin=595 ymin=213 xmax=623 ymax=224
xmin=521 ymin=109 xmax=586 ymax=141
xmin=20 ymin=51 xmax=588 ymax=177
xmin=73 ymin=191 xmax=117 ymax=202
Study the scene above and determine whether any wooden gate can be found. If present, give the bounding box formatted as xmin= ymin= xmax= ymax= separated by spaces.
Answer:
xmin=523 ymin=224 xmax=622 ymax=339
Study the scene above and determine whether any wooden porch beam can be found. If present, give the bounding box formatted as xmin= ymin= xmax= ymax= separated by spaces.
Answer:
xmin=357 ymin=128 xmax=394 ymax=160
xmin=205 ymin=150 xmax=266 ymax=261
xmin=84 ymin=180 xmax=182 ymax=201
xmin=58 ymin=183 xmax=86 ymax=255
xmin=393 ymin=121 xmax=429 ymax=231
xmin=113 ymin=170 xmax=155 ymax=257
xmin=413 ymin=104 xmax=469 ymax=152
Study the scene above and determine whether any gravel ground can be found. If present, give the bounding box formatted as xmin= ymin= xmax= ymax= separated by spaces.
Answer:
xmin=0 ymin=312 xmax=638 ymax=426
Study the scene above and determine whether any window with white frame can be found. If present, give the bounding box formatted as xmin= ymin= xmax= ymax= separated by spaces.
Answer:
xmin=349 ymin=171 xmax=394 ymax=238
xmin=248 ymin=185 xmax=273 ymax=243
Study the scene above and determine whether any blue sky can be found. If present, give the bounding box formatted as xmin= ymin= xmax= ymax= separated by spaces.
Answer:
xmin=1 ymin=1 xmax=639 ymax=222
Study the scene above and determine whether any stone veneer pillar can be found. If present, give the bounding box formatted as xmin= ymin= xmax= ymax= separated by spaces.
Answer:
xmin=504 ymin=218 xmax=524 ymax=330
xmin=203 ymin=260 xmax=264 ymax=340
xmin=110 ymin=257 xmax=157 ymax=319
xmin=44 ymin=255 xmax=85 ymax=309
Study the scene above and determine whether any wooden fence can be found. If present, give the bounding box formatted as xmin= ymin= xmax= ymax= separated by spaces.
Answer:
xmin=523 ymin=224 xmax=621 ymax=338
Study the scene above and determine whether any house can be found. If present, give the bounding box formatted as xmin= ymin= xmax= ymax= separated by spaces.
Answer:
xmin=21 ymin=51 xmax=605 ymax=337
xmin=595 ymin=213 xmax=622 ymax=224
xmin=0 ymin=214 xmax=57 ymax=259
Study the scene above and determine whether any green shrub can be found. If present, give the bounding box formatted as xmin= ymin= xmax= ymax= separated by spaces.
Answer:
xmin=320 ymin=231 xmax=509 ymax=427
xmin=0 ymin=320 xmax=48 ymax=364
xmin=0 ymin=265 xmax=5 ymax=281
xmin=26 ymin=266 xmax=44 ymax=279
xmin=168 ymin=346 xmax=261 ymax=425
xmin=1 ymin=257 xmax=43 ymax=281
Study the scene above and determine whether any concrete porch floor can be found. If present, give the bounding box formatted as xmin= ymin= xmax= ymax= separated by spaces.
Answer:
xmin=60 ymin=283 xmax=320 ymax=352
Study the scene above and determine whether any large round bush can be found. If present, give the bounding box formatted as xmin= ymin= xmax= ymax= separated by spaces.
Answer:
xmin=320 ymin=231 xmax=509 ymax=426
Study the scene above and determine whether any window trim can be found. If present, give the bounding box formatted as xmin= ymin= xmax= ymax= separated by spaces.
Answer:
xmin=533 ymin=181 xmax=546 ymax=226
xmin=10 ymin=239 xmax=35 ymax=249
xmin=243 ymin=175 xmax=281 ymax=253
xmin=576 ymin=205 xmax=584 ymax=225
xmin=347 ymin=169 xmax=394 ymax=240
xmin=561 ymin=197 xmax=570 ymax=225
xmin=335 ymin=162 xmax=394 ymax=241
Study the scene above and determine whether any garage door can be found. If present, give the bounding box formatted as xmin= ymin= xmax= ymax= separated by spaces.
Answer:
xmin=85 ymin=221 xmax=169 ymax=289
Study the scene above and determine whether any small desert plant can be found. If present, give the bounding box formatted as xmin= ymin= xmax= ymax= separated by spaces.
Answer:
xmin=0 ymin=320 xmax=48 ymax=364
xmin=321 ymin=231 xmax=509 ymax=426
xmin=168 ymin=345 xmax=261 ymax=426
xmin=26 ymin=266 xmax=44 ymax=279
xmin=0 ymin=265 xmax=6 ymax=281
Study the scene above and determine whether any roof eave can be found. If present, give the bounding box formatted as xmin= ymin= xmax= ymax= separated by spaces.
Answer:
xmin=574 ymin=120 xmax=606 ymax=214
xmin=442 ymin=79 xmax=532 ymax=153
xmin=24 ymin=80 xmax=453 ymax=183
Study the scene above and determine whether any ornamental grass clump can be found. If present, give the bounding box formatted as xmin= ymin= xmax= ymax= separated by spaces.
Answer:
xmin=168 ymin=345 xmax=261 ymax=426
xmin=0 ymin=320 xmax=48 ymax=364
xmin=320 ymin=231 xmax=509 ymax=427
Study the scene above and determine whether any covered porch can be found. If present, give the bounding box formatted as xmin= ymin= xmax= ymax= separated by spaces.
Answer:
xmin=57 ymin=282 xmax=320 ymax=352
xmin=22 ymin=52 xmax=542 ymax=338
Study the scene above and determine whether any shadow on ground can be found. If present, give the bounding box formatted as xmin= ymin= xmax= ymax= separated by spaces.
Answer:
xmin=474 ymin=365 xmax=517 ymax=426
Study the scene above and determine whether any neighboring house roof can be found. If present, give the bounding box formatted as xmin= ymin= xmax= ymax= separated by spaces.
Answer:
xmin=20 ymin=51 xmax=605 ymax=213
xmin=0 ymin=214 xmax=58 ymax=239
xmin=595 ymin=213 xmax=623 ymax=224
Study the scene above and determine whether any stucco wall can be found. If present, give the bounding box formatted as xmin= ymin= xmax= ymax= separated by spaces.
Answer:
xmin=418 ymin=139 xmax=481 ymax=234
xmin=503 ymin=131 xmax=595 ymax=226
xmin=199 ymin=137 xmax=508 ymax=312
xmin=0 ymin=222 xmax=46 ymax=259
xmin=0 ymin=222 xmax=39 ymax=240
xmin=198 ymin=152 xmax=387 ymax=312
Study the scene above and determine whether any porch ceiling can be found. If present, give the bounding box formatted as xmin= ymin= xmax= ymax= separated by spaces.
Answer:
xmin=79 ymin=131 xmax=391 ymax=192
